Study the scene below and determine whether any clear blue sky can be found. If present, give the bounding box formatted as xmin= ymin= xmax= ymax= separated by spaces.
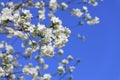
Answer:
xmin=0 ymin=0 xmax=120 ymax=80
xmin=65 ymin=0 xmax=120 ymax=80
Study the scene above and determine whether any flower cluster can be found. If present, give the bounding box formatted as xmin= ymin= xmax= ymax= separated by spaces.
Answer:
xmin=0 ymin=41 xmax=18 ymax=79
xmin=0 ymin=0 xmax=102 ymax=80
xmin=70 ymin=6 xmax=100 ymax=25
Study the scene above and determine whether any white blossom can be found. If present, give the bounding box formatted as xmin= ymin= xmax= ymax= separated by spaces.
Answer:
xmin=67 ymin=55 xmax=73 ymax=61
xmin=41 ymin=44 xmax=54 ymax=57
xmin=49 ymin=0 xmax=58 ymax=11
xmin=37 ymin=23 xmax=46 ymax=32
xmin=0 ymin=67 xmax=5 ymax=77
xmin=85 ymin=13 xmax=92 ymax=20
xmin=23 ymin=66 xmax=38 ymax=76
xmin=0 ymin=7 xmax=13 ymax=21
xmin=0 ymin=42 xmax=4 ymax=48
xmin=0 ymin=0 xmax=102 ymax=79
xmin=61 ymin=59 xmax=69 ymax=65
xmin=58 ymin=49 xmax=64 ymax=56
xmin=69 ymin=66 xmax=75 ymax=73
xmin=35 ymin=1 xmax=45 ymax=8
xmin=42 ymin=64 xmax=49 ymax=70
xmin=24 ymin=47 xmax=33 ymax=57
xmin=7 ymin=2 xmax=14 ymax=8
xmin=0 ymin=53 xmax=4 ymax=58
xmin=89 ymin=0 xmax=98 ymax=6
xmin=40 ymin=74 xmax=51 ymax=80
xmin=61 ymin=2 xmax=68 ymax=10
xmin=0 ymin=2 xmax=4 ymax=6
xmin=51 ymin=16 xmax=62 ymax=25
xmin=58 ymin=65 xmax=65 ymax=74
xmin=6 ymin=55 xmax=13 ymax=62
xmin=71 ymin=8 xmax=83 ymax=17
xmin=87 ymin=17 xmax=100 ymax=25
xmin=5 ymin=45 xmax=14 ymax=54
xmin=38 ymin=9 xmax=45 ymax=20
xmin=22 ymin=9 xmax=33 ymax=19
xmin=14 ymin=31 xmax=28 ymax=39
xmin=82 ymin=6 xmax=88 ymax=12
xmin=28 ymin=24 xmax=36 ymax=33
xmin=39 ymin=57 xmax=45 ymax=64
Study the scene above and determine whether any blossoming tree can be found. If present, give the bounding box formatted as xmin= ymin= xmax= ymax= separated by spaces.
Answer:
xmin=0 ymin=0 xmax=102 ymax=80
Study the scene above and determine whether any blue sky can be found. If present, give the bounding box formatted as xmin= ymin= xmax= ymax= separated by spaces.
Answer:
xmin=65 ymin=0 xmax=120 ymax=80
xmin=0 ymin=0 xmax=120 ymax=80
